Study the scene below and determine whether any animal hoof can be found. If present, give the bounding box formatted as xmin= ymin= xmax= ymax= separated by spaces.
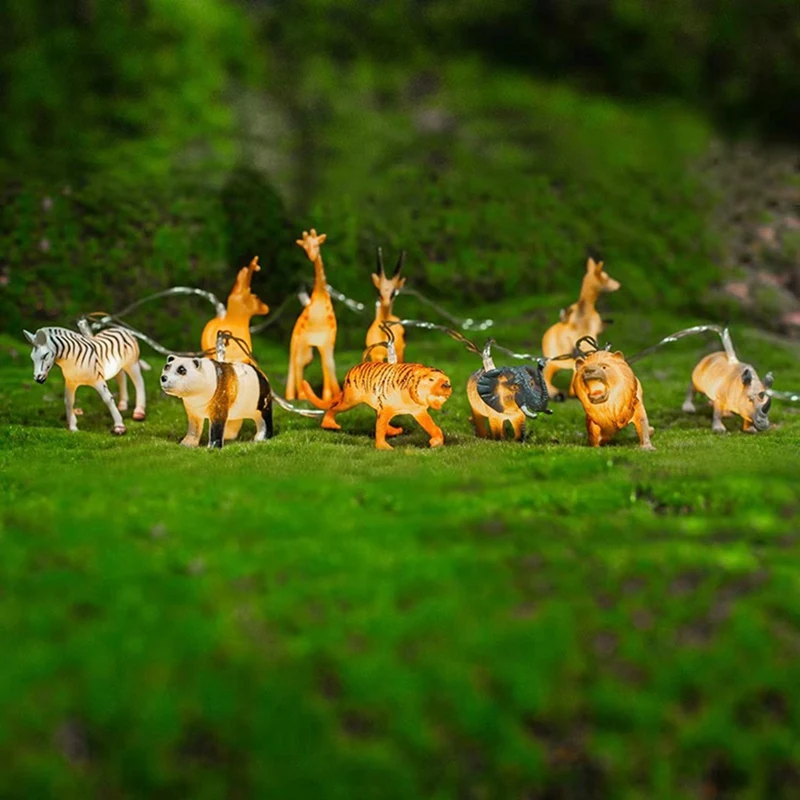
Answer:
xmin=112 ymin=425 xmax=127 ymax=436
xmin=376 ymin=441 xmax=394 ymax=451
xmin=551 ymin=392 xmax=566 ymax=403
xmin=74 ymin=408 xmax=84 ymax=416
xmin=640 ymin=443 xmax=656 ymax=451
xmin=180 ymin=438 xmax=199 ymax=448
xmin=681 ymin=402 xmax=696 ymax=413
xmin=429 ymin=437 xmax=445 ymax=448
xmin=132 ymin=409 xmax=146 ymax=421
xmin=712 ymin=425 xmax=726 ymax=434
xmin=321 ymin=421 xmax=341 ymax=431
xmin=387 ymin=425 xmax=404 ymax=437
xmin=118 ymin=401 xmax=128 ymax=411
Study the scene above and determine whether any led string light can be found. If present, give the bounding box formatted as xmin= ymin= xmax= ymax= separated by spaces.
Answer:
xmin=79 ymin=283 xmax=799 ymax=405
xmin=627 ymin=324 xmax=736 ymax=364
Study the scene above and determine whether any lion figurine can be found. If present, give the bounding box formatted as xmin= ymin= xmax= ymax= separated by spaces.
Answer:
xmin=573 ymin=348 xmax=654 ymax=450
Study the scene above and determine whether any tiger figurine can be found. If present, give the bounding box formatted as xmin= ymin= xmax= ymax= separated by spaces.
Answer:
xmin=301 ymin=362 xmax=452 ymax=450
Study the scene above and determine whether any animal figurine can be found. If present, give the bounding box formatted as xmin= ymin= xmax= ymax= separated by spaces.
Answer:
xmin=301 ymin=362 xmax=452 ymax=450
xmin=286 ymin=229 xmax=339 ymax=401
xmin=466 ymin=340 xmax=550 ymax=440
xmin=572 ymin=340 xmax=654 ymax=450
xmin=160 ymin=355 xmax=273 ymax=448
xmin=201 ymin=256 xmax=269 ymax=364
xmin=542 ymin=257 xmax=620 ymax=399
xmin=624 ymin=322 xmax=774 ymax=435
xmin=365 ymin=248 xmax=406 ymax=362
xmin=24 ymin=326 xmax=147 ymax=434
xmin=683 ymin=352 xmax=773 ymax=433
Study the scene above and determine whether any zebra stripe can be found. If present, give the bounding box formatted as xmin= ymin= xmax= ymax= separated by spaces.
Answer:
xmin=38 ymin=326 xmax=140 ymax=380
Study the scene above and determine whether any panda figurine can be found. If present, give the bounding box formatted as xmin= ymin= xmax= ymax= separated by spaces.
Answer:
xmin=160 ymin=355 xmax=273 ymax=448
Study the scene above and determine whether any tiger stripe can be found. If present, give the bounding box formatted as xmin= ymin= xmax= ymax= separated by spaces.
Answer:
xmin=302 ymin=359 xmax=452 ymax=450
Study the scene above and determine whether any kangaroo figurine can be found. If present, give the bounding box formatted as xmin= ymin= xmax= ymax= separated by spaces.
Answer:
xmin=541 ymin=257 xmax=620 ymax=400
xmin=365 ymin=248 xmax=406 ymax=363
xmin=201 ymin=256 xmax=269 ymax=364
xmin=286 ymin=229 xmax=340 ymax=401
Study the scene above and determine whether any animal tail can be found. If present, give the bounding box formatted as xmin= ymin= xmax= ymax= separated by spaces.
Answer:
xmin=301 ymin=380 xmax=336 ymax=410
xmin=272 ymin=392 xmax=324 ymax=417
xmin=139 ymin=359 xmax=152 ymax=372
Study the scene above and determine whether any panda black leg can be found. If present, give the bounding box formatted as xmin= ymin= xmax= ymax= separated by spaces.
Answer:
xmin=254 ymin=369 xmax=274 ymax=441
xmin=209 ymin=416 xmax=226 ymax=448
xmin=263 ymin=401 xmax=273 ymax=440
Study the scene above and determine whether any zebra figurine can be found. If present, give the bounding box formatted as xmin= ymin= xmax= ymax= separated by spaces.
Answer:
xmin=24 ymin=326 xmax=148 ymax=434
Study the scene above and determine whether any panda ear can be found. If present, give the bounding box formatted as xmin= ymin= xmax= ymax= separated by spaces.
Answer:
xmin=167 ymin=354 xmax=175 ymax=363
xmin=193 ymin=358 xmax=200 ymax=369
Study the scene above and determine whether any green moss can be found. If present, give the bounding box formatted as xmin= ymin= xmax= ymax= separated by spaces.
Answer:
xmin=283 ymin=60 xmax=721 ymax=313
xmin=2 ymin=306 xmax=799 ymax=796
xmin=0 ymin=170 xmax=308 ymax=347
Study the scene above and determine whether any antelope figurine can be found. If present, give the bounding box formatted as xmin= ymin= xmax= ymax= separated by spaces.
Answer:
xmin=365 ymin=248 xmax=406 ymax=362
xmin=286 ymin=229 xmax=340 ymax=401
xmin=541 ymin=257 xmax=620 ymax=400
xmin=201 ymin=256 xmax=269 ymax=364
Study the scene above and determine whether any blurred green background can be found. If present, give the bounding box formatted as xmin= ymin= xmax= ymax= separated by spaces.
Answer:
xmin=2 ymin=0 xmax=798 ymax=344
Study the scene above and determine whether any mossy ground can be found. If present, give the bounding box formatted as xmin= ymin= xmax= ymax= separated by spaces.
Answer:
xmin=2 ymin=16 xmax=799 ymax=795
xmin=2 ymin=300 xmax=799 ymax=797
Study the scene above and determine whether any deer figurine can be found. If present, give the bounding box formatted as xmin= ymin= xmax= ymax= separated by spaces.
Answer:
xmin=365 ymin=248 xmax=406 ymax=363
xmin=286 ymin=229 xmax=340 ymax=401
xmin=541 ymin=257 xmax=620 ymax=400
xmin=201 ymin=256 xmax=269 ymax=364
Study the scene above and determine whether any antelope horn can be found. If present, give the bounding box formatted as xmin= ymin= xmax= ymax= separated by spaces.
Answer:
xmin=376 ymin=247 xmax=385 ymax=276
xmin=393 ymin=250 xmax=406 ymax=277
xmin=764 ymin=371 xmax=774 ymax=389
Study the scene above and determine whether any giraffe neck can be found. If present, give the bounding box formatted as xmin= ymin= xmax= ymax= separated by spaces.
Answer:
xmin=312 ymin=255 xmax=327 ymax=295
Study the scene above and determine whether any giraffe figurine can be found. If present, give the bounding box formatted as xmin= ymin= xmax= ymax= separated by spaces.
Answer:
xmin=286 ymin=229 xmax=340 ymax=401
xmin=201 ymin=256 xmax=269 ymax=364
xmin=541 ymin=257 xmax=620 ymax=400
xmin=365 ymin=248 xmax=406 ymax=363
